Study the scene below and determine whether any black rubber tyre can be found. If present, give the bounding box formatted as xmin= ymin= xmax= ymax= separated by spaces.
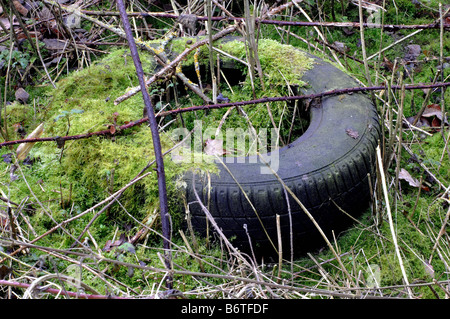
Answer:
xmin=183 ymin=48 xmax=381 ymax=257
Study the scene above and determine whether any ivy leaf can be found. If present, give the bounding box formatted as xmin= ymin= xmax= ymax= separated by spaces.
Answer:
xmin=345 ymin=128 xmax=359 ymax=139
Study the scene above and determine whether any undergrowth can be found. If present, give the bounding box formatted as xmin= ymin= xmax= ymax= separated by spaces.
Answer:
xmin=0 ymin=0 xmax=449 ymax=299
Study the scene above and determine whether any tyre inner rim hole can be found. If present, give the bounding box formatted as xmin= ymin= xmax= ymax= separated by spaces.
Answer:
xmin=156 ymin=63 xmax=311 ymax=156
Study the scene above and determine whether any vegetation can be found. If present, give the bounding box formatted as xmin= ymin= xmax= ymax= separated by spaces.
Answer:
xmin=0 ymin=0 xmax=449 ymax=299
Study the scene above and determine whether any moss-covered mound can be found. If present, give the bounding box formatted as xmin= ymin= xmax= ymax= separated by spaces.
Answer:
xmin=1 ymin=36 xmax=313 ymax=237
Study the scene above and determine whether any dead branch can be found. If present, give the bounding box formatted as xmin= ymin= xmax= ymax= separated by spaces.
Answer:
xmin=1 ymin=81 xmax=448 ymax=149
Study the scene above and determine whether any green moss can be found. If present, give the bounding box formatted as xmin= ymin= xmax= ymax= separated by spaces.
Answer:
xmin=0 ymin=38 xmax=316 ymax=290
xmin=164 ymin=37 xmax=313 ymax=87
xmin=2 ymin=102 xmax=35 ymax=140
xmin=164 ymin=37 xmax=313 ymax=152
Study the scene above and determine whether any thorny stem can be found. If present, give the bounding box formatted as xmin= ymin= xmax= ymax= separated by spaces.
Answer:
xmin=116 ymin=0 xmax=172 ymax=289
xmin=1 ymin=81 xmax=449 ymax=149
xmin=78 ymin=10 xmax=450 ymax=30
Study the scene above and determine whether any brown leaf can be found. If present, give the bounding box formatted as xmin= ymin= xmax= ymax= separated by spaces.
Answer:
xmin=398 ymin=168 xmax=420 ymax=188
xmin=382 ymin=56 xmax=395 ymax=72
xmin=0 ymin=211 xmax=8 ymax=230
xmin=406 ymin=116 xmax=430 ymax=128
xmin=345 ymin=128 xmax=359 ymax=139
xmin=431 ymin=117 xmax=441 ymax=128
xmin=422 ymin=104 xmax=448 ymax=125
xmin=108 ymin=125 xmax=116 ymax=135
xmin=13 ymin=0 xmax=28 ymax=16
xmin=0 ymin=265 xmax=12 ymax=280
xmin=102 ymin=235 xmax=126 ymax=252
xmin=422 ymin=104 xmax=442 ymax=118
xmin=17 ymin=30 xmax=42 ymax=41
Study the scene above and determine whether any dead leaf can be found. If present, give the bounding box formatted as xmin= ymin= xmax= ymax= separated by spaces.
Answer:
xmin=406 ymin=116 xmax=430 ymax=128
xmin=382 ymin=56 xmax=396 ymax=72
xmin=17 ymin=30 xmax=42 ymax=41
xmin=204 ymin=139 xmax=230 ymax=156
xmin=103 ymin=235 xmax=126 ymax=252
xmin=13 ymin=0 xmax=28 ymax=16
xmin=0 ymin=211 xmax=8 ymax=230
xmin=15 ymin=87 xmax=29 ymax=104
xmin=0 ymin=265 xmax=12 ymax=280
xmin=431 ymin=117 xmax=441 ymax=128
xmin=345 ymin=128 xmax=359 ymax=139
xmin=423 ymin=261 xmax=434 ymax=278
xmin=177 ymin=14 xmax=197 ymax=34
xmin=422 ymin=104 xmax=448 ymax=124
xmin=404 ymin=44 xmax=421 ymax=62
xmin=108 ymin=124 xmax=116 ymax=135
xmin=42 ymin=38 xmax=67 ymax=52
xmin=398 ymin=168 xmax=420 ymax=188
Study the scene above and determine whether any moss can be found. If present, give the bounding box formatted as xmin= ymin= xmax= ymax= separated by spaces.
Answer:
xmin=163 ymin=37 xmax=314 ymax=152
xmin=163 ymin=36 xmax=313 ymax=87
xmin=0 ymin=38 xmax=316 ymax=284
xmin=2 ymin=102 xmax=35 ymax=140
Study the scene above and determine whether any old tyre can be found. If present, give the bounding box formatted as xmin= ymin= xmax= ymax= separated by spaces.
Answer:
xmin=183 ymin=48 xmax=381 ymax=257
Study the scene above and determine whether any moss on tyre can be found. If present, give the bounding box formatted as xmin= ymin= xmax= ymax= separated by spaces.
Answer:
xmin=184 ymin=48 xmax=381 ymax=257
